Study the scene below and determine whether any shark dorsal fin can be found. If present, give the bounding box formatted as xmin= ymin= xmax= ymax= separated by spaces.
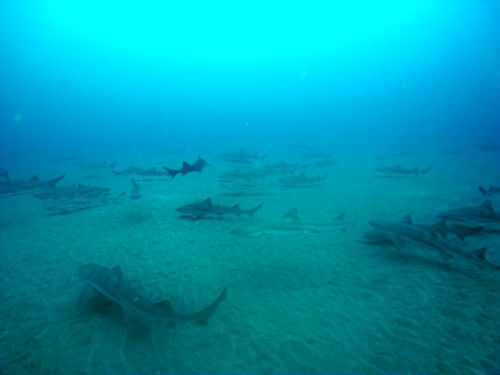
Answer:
xmin=335 ymin=211 xmax=345 ymax=220
xmin=31 ymin=175 xmax=39 ymax=181
xmin=156 ymin=299 xmax=174 ymax=313
xmin=182 ymin=161 xmax=189 ymax=168
xmin=111 ymin=265 xmax=122 ymax=279
xmin=401 ymin=214 xmax=413 ymax=224
xmin=481 ymin=200 xmax=493 ymax=211
xmin=203 ymin=198 xmax=212 ymax=205
xmin=473 ymin=247 xmax=487 ymax=260
xmin=283 ymin=208 xmax=300 ymax=221
xmin=232 ymin=204 xmax=240 ymax=209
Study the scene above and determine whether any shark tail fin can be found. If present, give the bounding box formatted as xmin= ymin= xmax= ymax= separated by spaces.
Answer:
xmin=195 ymin=287 xmax=228 ymax=325
xmin=0 ymin=170 xmax=8 ymax=179
xmin=165 ymin=167 xmax=179 ymax=178
xmin=335 ymin=211 xmax=345 ymax=220
xmin=478 ymin=186 xmax=487 ymax=196
xmin=31 ymin=174 xmax=40 ymax=181
xmin=131 ymin=178 xmax=139 ymax=188
xmin=48 ymin=174 xmax=65 ymax=186
xmin=247 ymin=203 xmax=263 ymax=216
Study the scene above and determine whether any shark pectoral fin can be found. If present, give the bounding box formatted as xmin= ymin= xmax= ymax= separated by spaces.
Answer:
xmin=439 ymin=250 xmax=452 ymax=262
xmin=78 ymin=285 xmax=96 ymax=309
xmin=391 ymin=236 xmax=405 ymax=251
xmin=473 ymin=248 xmax=487 ymax=261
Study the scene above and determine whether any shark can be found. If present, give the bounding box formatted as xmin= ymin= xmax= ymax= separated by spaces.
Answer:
xmin=176 ymin=198 xmax=263 ymax=220
xmin=424 ymin=220 xmax=484 ymax=241
xmin=74 ymin=161 xmax=117 ymax=170
xmin=302 ymin=151 xmax=332 ymax=159
xmin=437 ymin=200 xmax=500 ymax=223
xmin=264 ymin=161 xmax=308 ymax=174
xmin=0 ymin=173 xmax=65 ymax=195
xmin=364 ymin=215 xmax=500 ymax=271
xmin=376 ymin=165 xmax=432 ymax=175
xmin=479 ymin=185 xmax=500 ymax=197
xmin=277 ymin=173 xmax=327 ymax=188
xmin=45 ymin=193 xmax=125 ymax=216
xmin=232 ymin=208 xmax=353 ymax=236
xmin=130 ymin=178 xmax=141 ymax=200
xmin=34 ymin=184 xmax=110 ymax=200
xmin=314 ymin=158 xmax=337 ymax=168
xmin=164 ymin=155 xmax=208 ymax=178
xmin=218 ymin=168 xmax=271 ymax=182
xmin=217 ymin=150 xmax=266 ymax=164
xmin=113 ymin=166 xmax=168 ymax=177
xmin=78 ymin=263 xmax=227 ymax=325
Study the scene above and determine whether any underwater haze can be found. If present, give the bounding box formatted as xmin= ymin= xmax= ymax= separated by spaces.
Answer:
xmin=1 ymin=0 xmax=500 ymax=374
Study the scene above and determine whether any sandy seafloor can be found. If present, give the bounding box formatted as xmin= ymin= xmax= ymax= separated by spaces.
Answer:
xmin=0 ymin=148 xmax=499 ymax=374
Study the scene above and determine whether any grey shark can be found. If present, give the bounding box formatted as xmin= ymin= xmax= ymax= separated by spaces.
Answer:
xmin=46 ymin=193 xmax=125 ymax=216
xmin=164 ymin=155 xmax=208 ymax=178
xmin=314 ymin=158 xmax=337 ymax=168
xmin=78 ymin=263 xmax=227 ymax=325
xmin=34 ymin=184 xmax=110 ymax=200
xmin=0 ymin=173 xmax=65 ymax=195
xmin=364 ymin=215 xmax=500 ymax=271
xmin=113 ymin=166 xmax=168 ymax=177
xmin=218 ymin=168 xmax=271 ymax=182
xmin=437 ymin=200 xmax=500 ymax=223
xmin=264 ymin=161 xmax=308 ymax=174
xmin=376 ymin=165 xmax=431 ymax=175
xmin=217 ymin=150 xmax=266 ymax=164
xmin=479 ymin=185 xmax=500 ymax=197
xmin=302 ymin=151 xmax=332 ymax=159
xmin=233 ymin=208 xmax=353 ymax=236
xmin=176 ymin=198 xmax=263 ymax=220
xmin=74 ymin=160 xmax=117 ymax=170
xmin=277 ymin=173 xmax=327 ymax=188
xmin=424 ymin=220 xmax=484 ymax=241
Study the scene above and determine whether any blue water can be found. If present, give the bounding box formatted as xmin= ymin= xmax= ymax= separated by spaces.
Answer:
xmin=1 ymin=1 xmax=499 ymax=374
